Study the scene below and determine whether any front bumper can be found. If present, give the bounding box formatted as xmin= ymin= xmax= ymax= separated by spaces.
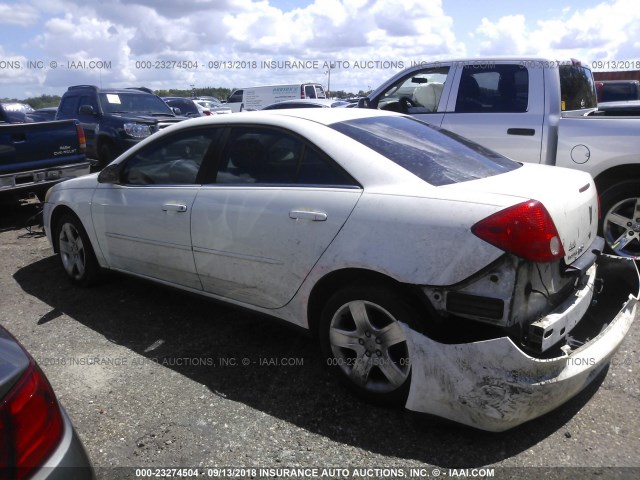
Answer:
xmin=403 ymin=254 xmax=639 ymax=432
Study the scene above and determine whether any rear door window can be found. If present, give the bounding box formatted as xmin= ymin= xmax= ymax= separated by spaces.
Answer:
xmin=455 ymin=64 xmax=529 ymax=113
xmin=214 ymin=127 xmax=356 ymax=187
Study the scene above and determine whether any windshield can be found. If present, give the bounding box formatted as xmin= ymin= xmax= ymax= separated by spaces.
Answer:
xmin=330 ymin=116 xmax=520 ymax=186
xmin=99 ymin=92 xmax=174 ymax=115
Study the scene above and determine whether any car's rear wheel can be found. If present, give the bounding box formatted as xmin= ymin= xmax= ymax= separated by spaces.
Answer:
xmin=320 ymin=285 xmax=416 ymax=406
xmin=56 ymin=213 xmax=100 ymax=286
xmin=600 ymin=180 xmax=640 ymax=258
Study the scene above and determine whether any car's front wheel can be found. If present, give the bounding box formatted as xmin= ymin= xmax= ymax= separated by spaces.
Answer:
xmin=55 ymin=213 xmax=101 ymax=286
xmin=320 ymin=285 xmax=415 ymax=406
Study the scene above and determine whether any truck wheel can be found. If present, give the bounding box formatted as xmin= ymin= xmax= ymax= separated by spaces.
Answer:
xmin=319 ymin=284 xmax=416 ymax=406
xmin=600 ymin=180 xmax=640 ymax=258
xmin=55 ymin=213 xmax=101 ymax=286
xmin=98 ymin=142 xmax=118 ymax=169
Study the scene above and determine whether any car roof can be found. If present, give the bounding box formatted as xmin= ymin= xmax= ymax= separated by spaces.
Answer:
xmin=172 ymin=106 xmax=400 ymax=128
xmin=66 ymin=85 xmax=156 ymax=95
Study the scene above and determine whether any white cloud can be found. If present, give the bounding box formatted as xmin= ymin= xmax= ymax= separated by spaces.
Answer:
xmin=474 ymin=0 xmax=640 ymax=65
xmin=7 ymin=0 xmax=640 ymax=100
xmin=0 ymin=3 xmax=39 ymax=26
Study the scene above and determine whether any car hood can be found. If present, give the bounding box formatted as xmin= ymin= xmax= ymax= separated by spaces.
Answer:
xmin=443 ymin=163 xmax=599 ymax=265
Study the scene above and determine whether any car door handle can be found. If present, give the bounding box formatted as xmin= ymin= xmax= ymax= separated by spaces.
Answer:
xmin=162 ymin=203 xmax=187 ymax=212
xmin=507 ymin=128 xmax=535 ymax=136
xmin=289 ymin=210 xmax=327 ymax=221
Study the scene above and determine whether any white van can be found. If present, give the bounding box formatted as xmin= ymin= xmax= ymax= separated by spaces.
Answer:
xmin=226 ymin=83 xmax=326 ymax=112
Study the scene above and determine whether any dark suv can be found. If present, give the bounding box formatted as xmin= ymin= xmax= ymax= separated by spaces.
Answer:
xmin=56 ymin=85 xmax=186 ymax=168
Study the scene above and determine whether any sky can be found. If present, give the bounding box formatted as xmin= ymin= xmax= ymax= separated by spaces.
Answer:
xmin=0 ymin=0 xmax=638 ymax=100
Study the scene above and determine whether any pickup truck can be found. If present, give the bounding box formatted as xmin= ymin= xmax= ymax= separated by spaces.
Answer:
xmin=55 ymin=85 xmax=186 ymax=168
xmin=0 ymin=103 xmax=89 ymax=197
xmin=360 ymin=58 xmax=640 ymax=258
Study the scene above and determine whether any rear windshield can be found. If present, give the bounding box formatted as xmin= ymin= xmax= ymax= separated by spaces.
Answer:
xmin=560 ymin=65 xmax=597 ymax=110
xmin=330 ymin=116 xmax=520 ymax=186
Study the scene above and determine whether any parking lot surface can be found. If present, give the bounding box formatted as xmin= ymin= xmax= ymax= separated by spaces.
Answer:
xmin=1 ymin=199 xmax=639 ymax=479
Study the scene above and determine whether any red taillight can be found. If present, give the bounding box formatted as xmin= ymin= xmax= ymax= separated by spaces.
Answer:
xmin=471 ymin=200 xmax=565 ymax=263
xmin=300 ymin=85 xmax=305 ymax=99
xmin=76 ymin=124 xmax=87 ymax=153
xmin=0 ymin=362 xmax=64 ymax=479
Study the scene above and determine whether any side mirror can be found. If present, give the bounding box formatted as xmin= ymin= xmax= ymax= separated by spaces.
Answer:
xmin=172 ymin=107 xmax=182 ymax=115
xmin=97 ymin=163 xmax=121 ymax=183
xmin=357 ymin=97 xmax=371 ymax=109
xmin=78 ymin=105 xmax=96 ymax=115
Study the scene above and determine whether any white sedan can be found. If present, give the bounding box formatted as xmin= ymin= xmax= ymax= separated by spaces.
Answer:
xmin=43 ymin=109 xmax=639 ymax=431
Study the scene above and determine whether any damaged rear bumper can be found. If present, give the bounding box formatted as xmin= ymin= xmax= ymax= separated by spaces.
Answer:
xmin=403 ymin=254 xmax=639 ymax=432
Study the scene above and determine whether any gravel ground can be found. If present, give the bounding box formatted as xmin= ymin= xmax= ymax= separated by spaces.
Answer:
xmin=1 ymin=198 xmax=639 ymax=480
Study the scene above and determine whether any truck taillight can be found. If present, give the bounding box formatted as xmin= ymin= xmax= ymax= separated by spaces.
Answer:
xmin=0 ymin=362 xmax=64 ymax=479
xmin=76 ymin=124 xmax=86 ymax=153
xmin=300 ymin=85 xmax=305 ymax=99
xmin=471 ymin=200 xmax=565 ymax=263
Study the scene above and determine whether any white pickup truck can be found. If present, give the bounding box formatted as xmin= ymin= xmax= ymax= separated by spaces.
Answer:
xmin=361 ymin=58 xmax=640 ymax=258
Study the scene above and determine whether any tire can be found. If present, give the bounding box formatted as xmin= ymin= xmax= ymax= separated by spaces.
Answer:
xmin=319 ymin=285 xmax=417 ymax=406
xmin=599 ymin=180 xmax=640 ymax=258
xmin=55 ymin=213 xmax=101 ymax=286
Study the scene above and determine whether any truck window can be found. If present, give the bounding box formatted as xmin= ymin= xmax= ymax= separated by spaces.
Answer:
xmin=559 ymin=65 xmax=597 ymax=111
xmin=228 ymin=90 xmax=243 ymax=103
xmin=455 ymin=65 xmax=529 ymax=113
xmin=379 ymin=67 xmax=449 ymax=113
xmin=79 ymin=95 xmax=99 ymax=114
xmin=304 ymin=85 xmax=316 ymax=99
xmin=58 ymin=96 xmax=78 ymax=117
